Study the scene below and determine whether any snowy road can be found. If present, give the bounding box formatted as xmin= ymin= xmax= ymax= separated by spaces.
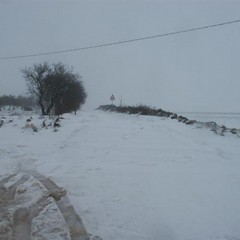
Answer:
xmin=1 ymin=110 xmax=240 ymax=240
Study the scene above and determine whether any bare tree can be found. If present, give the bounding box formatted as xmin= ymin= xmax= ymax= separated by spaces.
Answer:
xmin=21 ymin=62 xmax=50 ymax=115
xmin=21 ymin=62 xmax=87 ymax=115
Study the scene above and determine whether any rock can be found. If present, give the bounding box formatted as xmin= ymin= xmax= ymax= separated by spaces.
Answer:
xmin=230 ymin=128 xmax=238 ymax=134
xmin=185 ymin=120 xmax=197 ymax=125
xmin=0 ymin=172 xmax=91 ymax=240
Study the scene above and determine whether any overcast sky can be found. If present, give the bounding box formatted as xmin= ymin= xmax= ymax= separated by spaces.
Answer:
xmin=0 ymin=0 xmax=240 ymax=112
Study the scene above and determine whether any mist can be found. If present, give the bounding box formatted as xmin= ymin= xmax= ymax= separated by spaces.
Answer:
xmin=0 ymin=0 xmax=240 ymax=112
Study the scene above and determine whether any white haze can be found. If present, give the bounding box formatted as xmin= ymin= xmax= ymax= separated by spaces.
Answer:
xmin=0 ymin=0 xmax=240 ymax=112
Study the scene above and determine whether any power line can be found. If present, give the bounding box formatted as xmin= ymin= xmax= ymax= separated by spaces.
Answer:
xmin=1 ymin=18 xmax=240 ymax=60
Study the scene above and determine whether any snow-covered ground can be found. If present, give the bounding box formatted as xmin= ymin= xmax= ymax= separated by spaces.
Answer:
xmin=182 ymin=112 xmax=240 ymax=129
xmin=1 ymin=109 xmax=240 ymax=240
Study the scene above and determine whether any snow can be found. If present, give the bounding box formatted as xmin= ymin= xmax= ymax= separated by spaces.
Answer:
xmin=0 ymin=172 xmax=72 ymax=240
xmin=183 ymin=112 xmax=240 ymax=129
xmin=1 ymin=109 xmax=240 ymax=240
xmin=31 ymin=198 xmax=71 ymax=240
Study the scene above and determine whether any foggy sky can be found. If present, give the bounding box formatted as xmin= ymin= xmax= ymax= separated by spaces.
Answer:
xmin=0 ymin=0 xmax=240 ymax=112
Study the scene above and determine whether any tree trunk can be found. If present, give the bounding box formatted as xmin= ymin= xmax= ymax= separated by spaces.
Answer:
xmin=45 ymin=101 xmax=54 ymax=116
xmin=39 ymin=101 xmax=46 ymax=115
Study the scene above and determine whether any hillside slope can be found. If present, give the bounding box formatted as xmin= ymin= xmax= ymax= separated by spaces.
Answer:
xmin=1 ymin=110 xmax=240 ymax=240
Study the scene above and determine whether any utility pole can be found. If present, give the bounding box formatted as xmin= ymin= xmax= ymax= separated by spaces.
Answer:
xmin=119 ymin=96 xmax=123 ymax=107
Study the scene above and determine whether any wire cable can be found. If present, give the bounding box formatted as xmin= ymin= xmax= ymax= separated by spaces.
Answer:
xmin=1 ymin=18 xmax=240 ymax=60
